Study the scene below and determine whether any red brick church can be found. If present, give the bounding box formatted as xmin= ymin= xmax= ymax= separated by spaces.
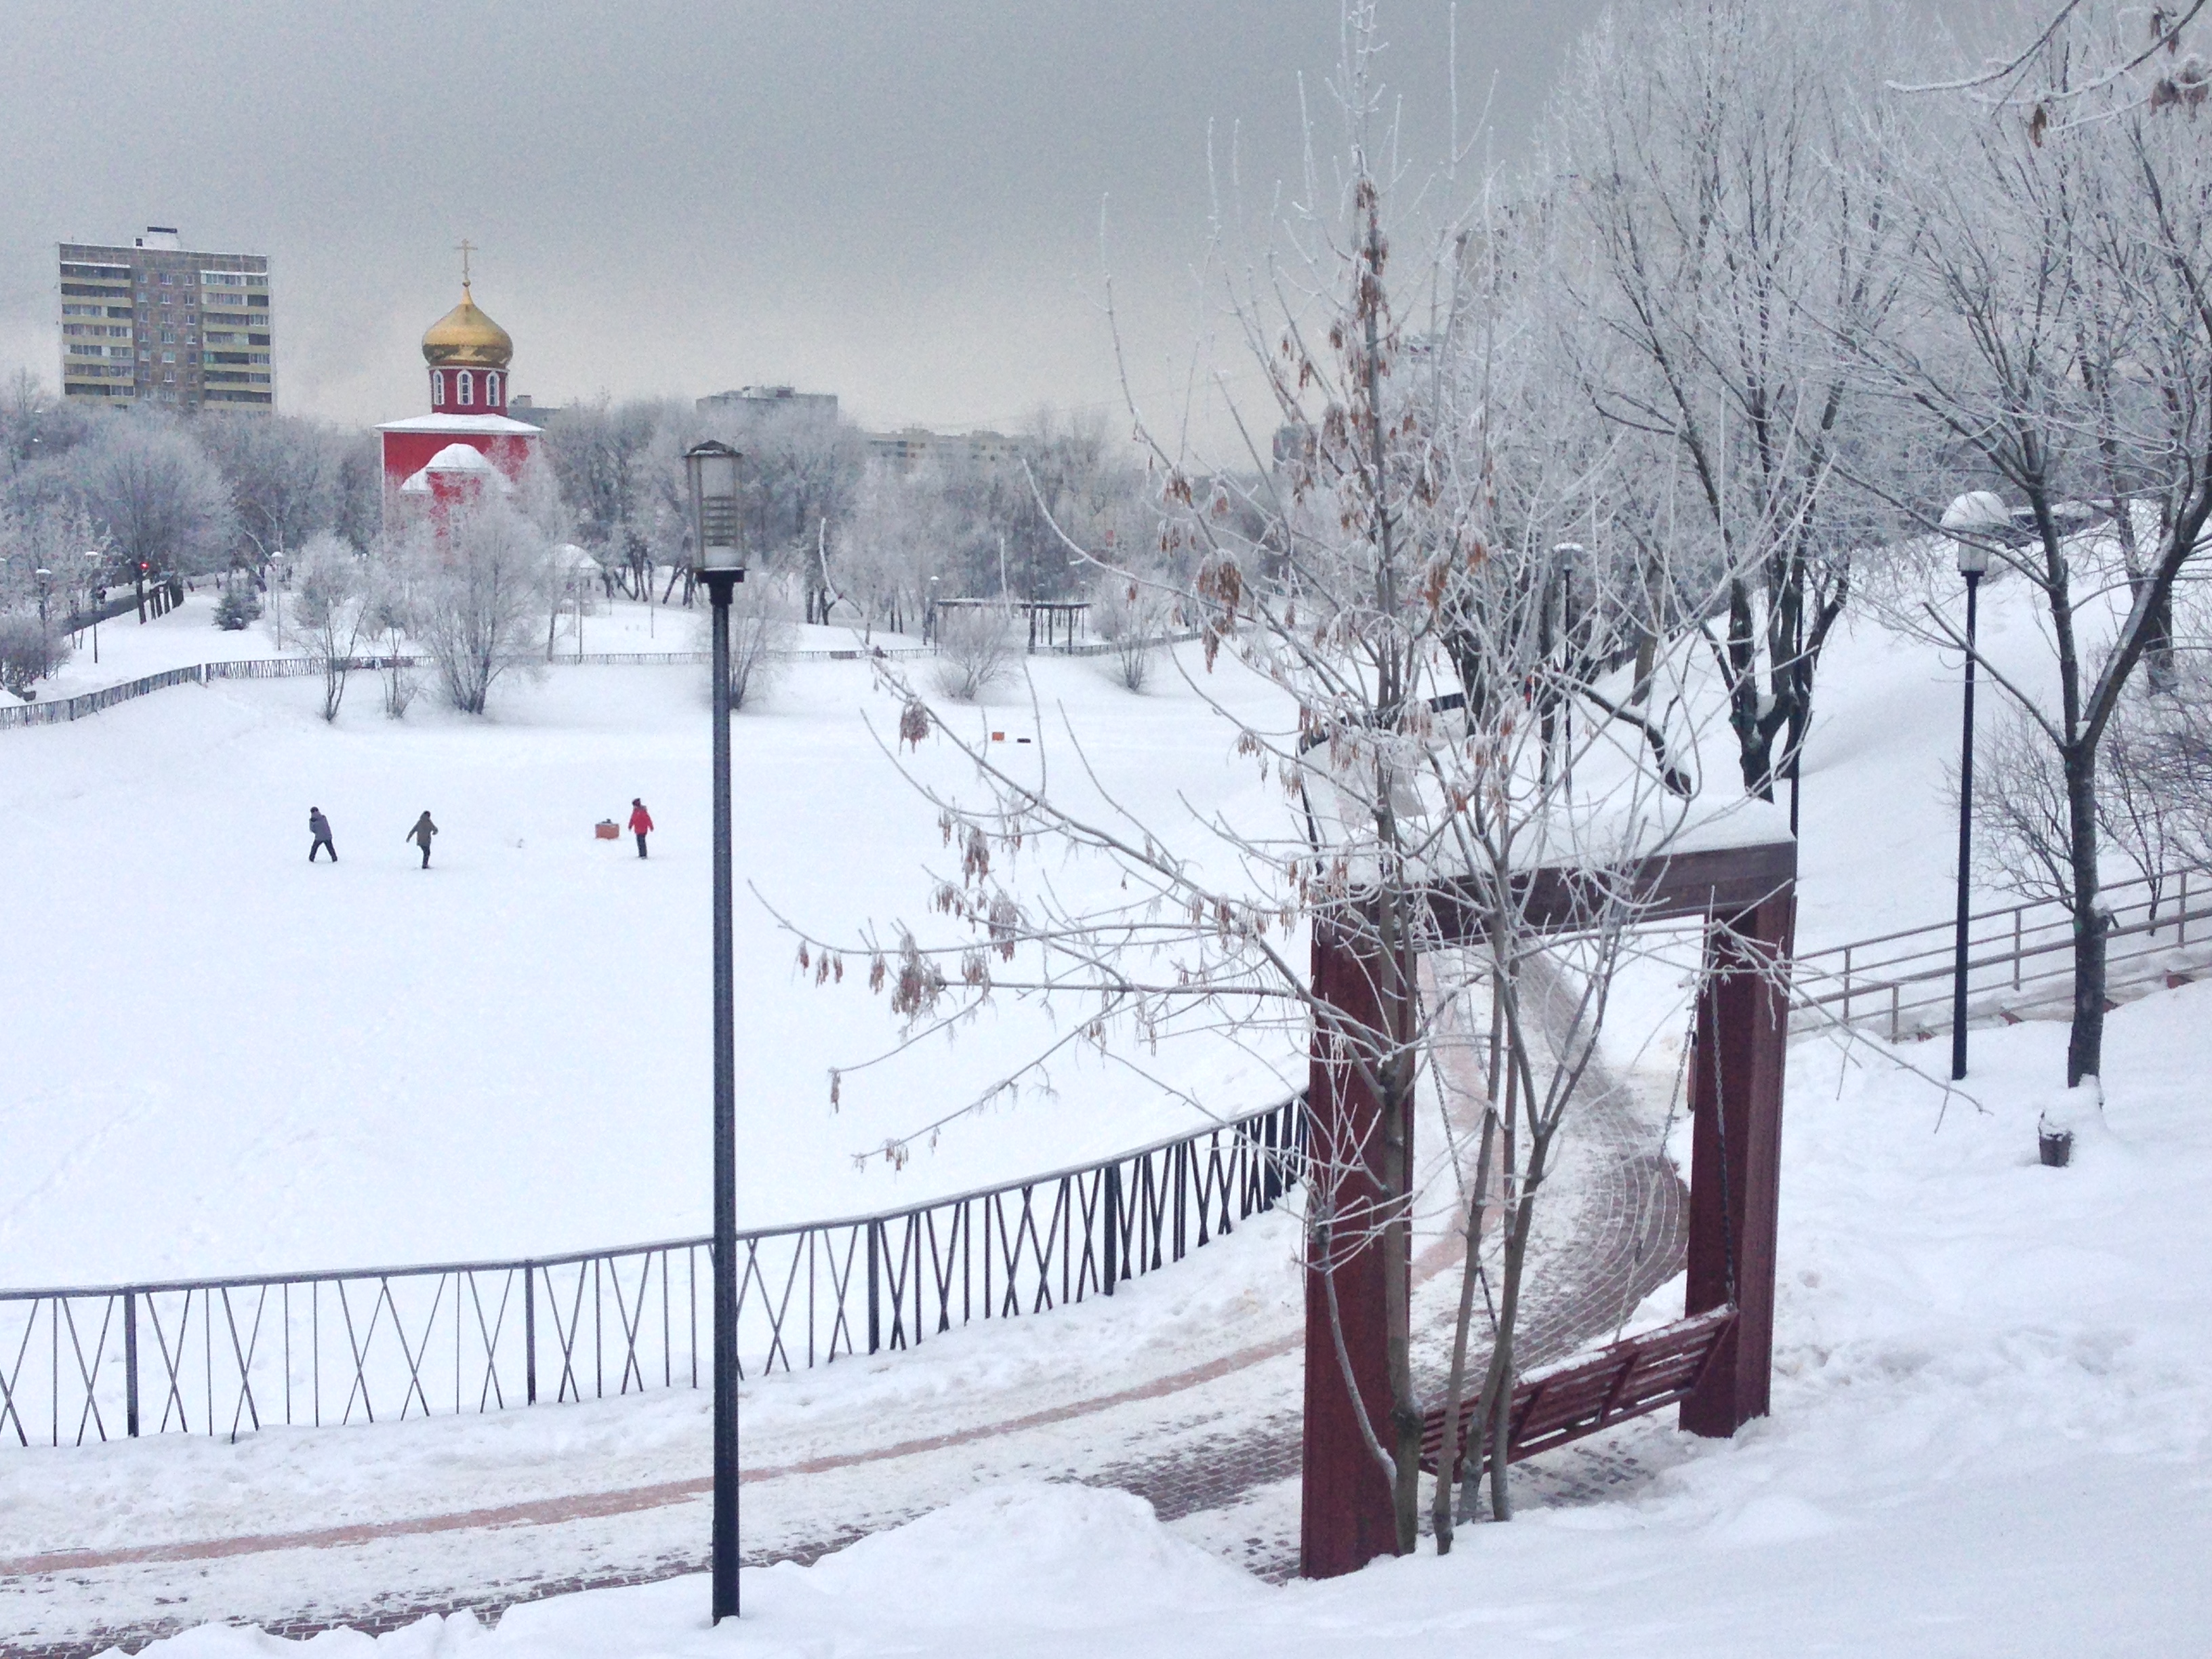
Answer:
xmin=378 ymin=256 xmax=540 ymax=516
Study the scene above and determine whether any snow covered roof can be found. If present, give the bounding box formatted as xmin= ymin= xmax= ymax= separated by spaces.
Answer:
xmin=376 ymin=413 xmax=542 ymax=436
xmin=398 ymin=443 xmax=514 ymax=496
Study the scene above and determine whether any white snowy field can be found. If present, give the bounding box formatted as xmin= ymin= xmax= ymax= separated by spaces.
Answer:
xmin=84 ymin=973 xmax=2212 ymax=1657
xmin=0 ymin=567 xmax=2093 ymax=1288
xmin=0 ymin=632 xmax=1303 ymax=1286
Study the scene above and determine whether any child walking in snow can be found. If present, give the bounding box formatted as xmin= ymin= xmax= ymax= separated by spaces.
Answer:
xmin=308 ymin=808 xmax=336 ymax=863
xmin=406 ymin=811 xmax=438 ymax=869
xmin=628 ymin=798 xmax=654 ymax=859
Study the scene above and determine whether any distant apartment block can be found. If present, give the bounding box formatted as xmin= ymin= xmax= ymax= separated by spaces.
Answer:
xmin=58 ymin=226 xmax=273 ymax=411
xmin=696 ymin=384 xmax=840 ymax=426
xmin=866 ymin=425 xmax=1016 ymax=470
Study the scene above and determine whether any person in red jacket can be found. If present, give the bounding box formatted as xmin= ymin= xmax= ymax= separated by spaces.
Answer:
xmin=628 ymin=798 xmax=654 ymax=859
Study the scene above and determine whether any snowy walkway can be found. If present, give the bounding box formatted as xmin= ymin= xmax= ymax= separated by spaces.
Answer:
xmin=5 ymin=954 xmax=1692 ymax=1657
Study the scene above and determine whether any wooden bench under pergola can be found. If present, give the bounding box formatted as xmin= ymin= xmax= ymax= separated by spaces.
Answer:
xmin=1301 ymin=834 xmax=1796 ymax=1577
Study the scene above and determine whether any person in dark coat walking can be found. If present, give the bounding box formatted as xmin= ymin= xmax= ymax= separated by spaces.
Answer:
xmin=406 ymin=810 xmax=438 ymax=869
xmin=628 ymin=797 xmax=654 ymax=859
xmin=308 ymin=807 xmax=336 ymax=863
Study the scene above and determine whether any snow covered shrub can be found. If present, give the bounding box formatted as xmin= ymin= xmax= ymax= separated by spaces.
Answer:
xmin=213 ymin=583 xmax=261 ymax=630
xmin=290 ymin=533 xmax=368 ymax=722
xmin=1092 ymin=578 xmax=1168 ymax=693
xmin=363 ymin=529 xmax=426 ymax=718
xmin=932 ymin=602 xmax=1016 ymax=701
xmin=695 ymin=576 xmax=796 ymax=711
xmin=0 ymin=613 xmax=69 ymax=697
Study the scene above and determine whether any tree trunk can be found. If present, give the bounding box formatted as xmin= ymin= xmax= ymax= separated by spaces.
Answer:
xmin=1430 ymin=1102 xmax=1499 ymax=1554
xmin=2064 ymin=744 xmax=2108 ymax=1088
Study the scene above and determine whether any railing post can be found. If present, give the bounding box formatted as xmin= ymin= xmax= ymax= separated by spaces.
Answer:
xmin=2013 ymin=907 xmax=2023 ymax=990
xmin=1841 ymin=945 xmax=1852 ymax=1023
xmin=866 ymin=1221 xmax=881 ymax=1355
xmin=124 ymin=1292 xmax=140 ymax=1438
xmin=2182 ymin=871 xmax=2190 ymax=947
xmin=1889 ymin=983 xmax=1900 ymax=1043
xmin=1103 ymin=1163 xmax=1121 ymax=1295
xmin=523 ymin=1263 xmax=537 ymax=1406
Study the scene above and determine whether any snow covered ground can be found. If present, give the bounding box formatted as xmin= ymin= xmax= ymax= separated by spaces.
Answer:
xmin=9 ymin=573 xmax=2210 ymax=1652
xmin=0 ymin=624 xmax=1303 ymax=1285
xmin=0 ymin=564 xmax=2133 ymax=1284
xmin=43 ymin=973 xmax=2212 ymax=1656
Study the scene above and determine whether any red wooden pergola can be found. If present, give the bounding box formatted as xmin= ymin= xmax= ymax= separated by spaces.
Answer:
xmin=1300 ymin=836 xmax=1797 ymax=1577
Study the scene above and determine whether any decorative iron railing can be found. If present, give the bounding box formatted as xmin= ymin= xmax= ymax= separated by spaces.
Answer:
xmin=1791 ymin=864 xmax=2212 ymax=1040
xmin=0 ymin=1097 xmax=1304 ymax=1449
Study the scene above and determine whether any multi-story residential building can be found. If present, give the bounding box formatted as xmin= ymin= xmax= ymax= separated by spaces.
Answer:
xmin=696 ymin=384 xmax=840 ymax=426
xmin=56 ymin=227 xmax=274 ymax=411
xmin=865 ymin=424 xmax=1015 ymax=470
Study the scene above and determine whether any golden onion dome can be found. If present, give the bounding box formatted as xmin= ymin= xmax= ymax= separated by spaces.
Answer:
xmin=420 ymin=285 xmax=514 ymax=369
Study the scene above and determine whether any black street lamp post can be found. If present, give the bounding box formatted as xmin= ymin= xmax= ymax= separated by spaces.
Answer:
xmin=686 ymin=438 xmax=746 ymax=1624
xmin=1944 ymin=493 xmax=2001 ymax=1081
xmin=83 ymin=550 xmax=103 ymax=665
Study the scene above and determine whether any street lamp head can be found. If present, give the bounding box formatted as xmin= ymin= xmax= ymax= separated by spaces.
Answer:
xmin=685 ymin=440 xmax=746 ymax=575
xmin=1941 ymin=491 xmax=2007 ymax=577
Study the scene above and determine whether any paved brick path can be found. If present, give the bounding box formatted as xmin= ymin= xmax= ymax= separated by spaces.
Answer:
xmin=13 ymin=958 xmax=1691 ymax=1657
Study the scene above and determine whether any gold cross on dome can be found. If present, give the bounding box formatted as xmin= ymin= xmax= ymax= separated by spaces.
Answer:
xmin=456 ymin=239 xmax=476 ymax=290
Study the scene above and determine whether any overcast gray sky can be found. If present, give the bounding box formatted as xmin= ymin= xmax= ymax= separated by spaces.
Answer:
xmin=2 ymin=3 xmax=1613 ymax=438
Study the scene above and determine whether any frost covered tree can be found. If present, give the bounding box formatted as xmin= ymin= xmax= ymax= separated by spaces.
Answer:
xmin=1548 ymin=0 xmax=1905 ymax=823
xmin=197 ymin=413 xmax=345 ymax=571
xmin=779 ymin=7 xmax=1758 ymax=1558
xmin=289 ymin=531 xmax=368 ymax=722
xmin=65 ymin=415 xmax=234 ymax=602
xmin=1860 ymin=1 xmax=2212 ymax=1090
xmin=417 ymin=497 xmax=554 ymax=714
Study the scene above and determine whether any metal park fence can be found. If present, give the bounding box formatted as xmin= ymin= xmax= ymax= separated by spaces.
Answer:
xmin=0 ymin=655 xmax=340 ymax=729
xmin=1791 ymin=865 xmax=2212 ymax=1041
xmin=0 ymin=632 xmax=1194 ymax=732
xmin=0 ymin=1097 xmax=1304 ymax=1450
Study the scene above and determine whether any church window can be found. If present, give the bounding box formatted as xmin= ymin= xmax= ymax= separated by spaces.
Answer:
xmin=432 ymin=370 xmax=446 ymax=406
xmin=484 ymin=371 xmax=499 ymax=407
xmin=458 ymin=370 xmax=474 ymax=406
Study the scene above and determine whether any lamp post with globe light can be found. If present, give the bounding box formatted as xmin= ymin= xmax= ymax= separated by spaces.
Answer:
xmin=1942 ymin=491 xmax=2007 ymax=1080
xmin=686 ymin=438 xmax=746 ymax=1624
